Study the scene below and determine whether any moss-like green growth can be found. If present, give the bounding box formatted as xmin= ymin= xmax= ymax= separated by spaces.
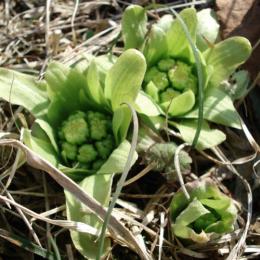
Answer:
xmin=58 ymin=110 xmax=115 ymax=170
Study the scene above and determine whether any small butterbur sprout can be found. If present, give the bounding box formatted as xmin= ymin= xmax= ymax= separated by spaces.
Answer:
xmin=58 ymin=110 xmax=115 ymax=170
xmin=158 ymin=58 xmax=175 ymax=72
xmin=170 ymin=179 xmax=237 ymax=243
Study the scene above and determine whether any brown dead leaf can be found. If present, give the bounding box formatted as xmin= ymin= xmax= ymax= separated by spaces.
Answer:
xmin=216 ymin=0 xmax=260 ymax=80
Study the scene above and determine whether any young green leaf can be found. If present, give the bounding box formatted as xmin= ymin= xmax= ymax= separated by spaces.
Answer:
xmin=161 ymin=89 xmax=195 ymax=116
xmin=143 ymin=25 xmax=167 ymax=66
xmin=65 ymin=174 xmax=113 ymax=260
xmin=105 ymin=49 xmax=146 ymax=111
xmin=23 ymin=128 xmax=58 ymax=166
xmin=86 ymin=59 xmax=107 ymax=107
xmin=204 ymin=36 xmax=252 ymax=87
xmin=0 ymin=68 xmax=48 ymax=117
xmin=45 ymin=62 xmax=89 ymax=126
xmin=174 ymin=119 xmax=226 ymax=150
xmin=184 ymin=87 xmax=241 ymax=129
xmin=122 ymin=5 xmax=147 ymax=50
xmin=112 ymin=106 xmax=132 ymax=144
xmin=97 ymin=140 xmax=138 ymax=174
xmin=134 ymin=91 xmax=163 ymax=117
xmin=166 ymin=8 xmax=197 ymax=57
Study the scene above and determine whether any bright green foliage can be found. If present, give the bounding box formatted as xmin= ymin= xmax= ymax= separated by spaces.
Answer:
xmin=122 ymin=5 xmax=252 ymax=150
xmin=143 ymin=59 xmax=198 ymax=116
xmin=61 ymin=111 xmax=89 ymax=145
xmin=145 ymin=81 xmax=160 ymax=102
xmin=87 ymin=111 xmax=110 ymax=140
xmin=95 ymin=136 xmax=114 ymax=159
xmin=168 ymin=61 xmax=193 ymax=90
xmin=58 ymin=110 xmax=115 ymax=170
xmin=78 ymin=144 xmax=98 ymax=163
xmin=158 ymin=58 xmax=175 ymax=72
xmin=160 ymin=88 xmax=180 ymax=103
xmin=145 ymin=67 xmax=169 ymax=90
xmin=61 ymin=142 xmax=77 ymax=161
xmin=170 ymin=179 xmax=237 ymax=243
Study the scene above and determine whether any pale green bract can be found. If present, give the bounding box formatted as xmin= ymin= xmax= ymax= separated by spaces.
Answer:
xmin=0 ymin=49 xmax=146 ymax=259
xmin=170 ymin=179 xmax=237 ymax=243
xmin=122 ymin=5 xmax=252 ymax=150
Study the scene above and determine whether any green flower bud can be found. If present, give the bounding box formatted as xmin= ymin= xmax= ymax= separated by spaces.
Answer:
xmin=158 ymin=58 xmax=175 ymax=72
xmin=95 ymin=135 xmax=114 ymax=159
xmin=77 ymin=144 xmax=98 ymax=163
xmin=160 ymin=88 xmax=181 ymax=103
xmin=168 ymin=61 xmax=193 ymax=91
xmin=152 ymin=71 xmax=169 ymax=90
xmin=87 ymin=111 xmax=109 ymax=140
xmin=61 ymin=111 xmax=89 ymax=145
xmin=61 ymin=142 xmax=77 ymax=161
xmin=144 ymin=67 xmax=160 ymax=83
xmin=145 ymin=67 xmax=169 ymax=90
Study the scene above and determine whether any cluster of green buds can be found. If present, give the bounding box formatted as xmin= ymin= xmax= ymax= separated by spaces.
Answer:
xmin=144 ymin=58 xmax=197 ymax=115
xmin=58 ymin=111 xmax=114 ymax=170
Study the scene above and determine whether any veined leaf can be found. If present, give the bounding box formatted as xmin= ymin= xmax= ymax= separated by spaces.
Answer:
xmin=45 ymin=62 xmax=89 ymax=126
xmin=167 ymin=8 xmax=197 ymax=57
xmin=174 ymin=119 xmax=226 ymax=150
xmin=86 ymin=59 xmax=107 ymax=107
xmin=184 ymin=87 xmax=241 ymax=129
xmin=33 ymin=119 xmax=59 ymax=153
xmin=112 ymin=106 xmax=132 ymax=145
xmin=65 ymin=174 xmax=113 ymax=260
xmin=161 ymin=90 xmax=195 ymax=116
xmin=105 ymin=49 xmax=146 ymax=111
xmin=23 ymin=128 xmax=58 ymax=166
xmin=122 ymin=5 xmax=147 ymax=50
xmin=196 ymin=8 xmax=220 ymax=52
xmin=97 ymin=140 xmax=138 ymax=174
xmin=204 ymin=36 xmax=252 ymax=87
xmin=135 ymin=91 xmax=163 ymax=117
xmin=0 ymin=68 xmax=48 ymax=117
xmin=143 ymin=25 xmax=167 ymax=66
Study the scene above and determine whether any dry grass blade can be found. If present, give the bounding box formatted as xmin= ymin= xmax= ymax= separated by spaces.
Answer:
xmin=0 ymin=228 xmax=55 ymax=259
xmin=0 ymin=138 xmax=151 ymax=260
xmin=0 ymin=194 xmax=99 ymax=235
xmin=174 ymin=143 xmax=190 ymax=200
xmin=212 ymin=147 xmax=253 ymax=260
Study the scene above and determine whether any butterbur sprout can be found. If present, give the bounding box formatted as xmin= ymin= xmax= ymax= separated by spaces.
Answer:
xmin=0 ymin=48 xmax=146 ymax=259
xmin=170 ymin=179 xmax=237 ymax=243
xmin=122 ymin=6 xmax=252 ymax=150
